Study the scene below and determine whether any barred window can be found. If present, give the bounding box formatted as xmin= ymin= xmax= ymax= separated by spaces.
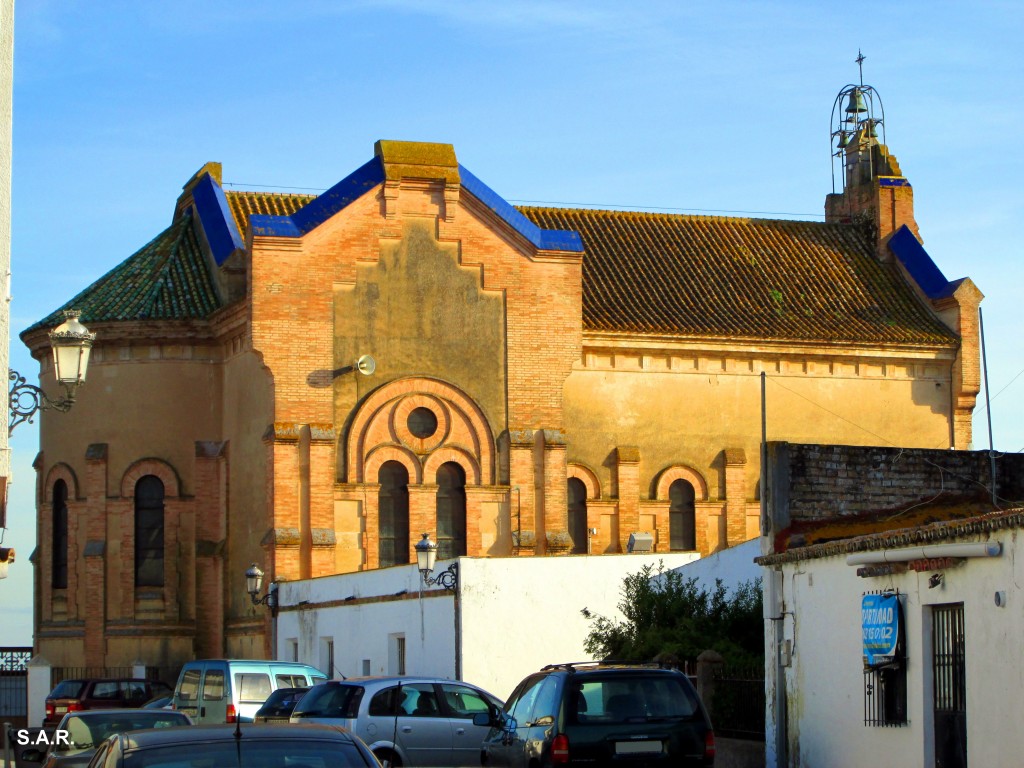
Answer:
xmin=134 ymin=475 xmax=165 ymax=587
xmin=863 ymin=592 xmax=907 ymax=727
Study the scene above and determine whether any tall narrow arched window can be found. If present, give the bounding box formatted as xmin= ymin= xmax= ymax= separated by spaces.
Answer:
xmin=568 ymin=478 xmax=588 ymax=554
xmin=52 ymin=480 xmax=69 ymax=589
xmin=436 ymin=463 xmax=466 ymax=560
xmin=669 ymin=479 xmax=696 ymax=551
xmin=134 ymin=475 xmax=165 ymax=587
xmin=378 ymin=461 xmax=410 ymax=568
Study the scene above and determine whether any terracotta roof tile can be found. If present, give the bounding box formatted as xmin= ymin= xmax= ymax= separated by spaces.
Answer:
xmin=225 ymin=191 xmax=314 ymax=240
xmin=519 ymin=207 xmax=956 ymax=345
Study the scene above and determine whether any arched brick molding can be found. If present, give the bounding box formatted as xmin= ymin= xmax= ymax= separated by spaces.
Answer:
xmin=567 ymin=463 xmax=601 ymax=499
xmin=654 ymin=465 xmax=709 ymax=501
xmin=120 ymin=458 xmax=182 ymax=499
xmin=364 ymin=444 xmax=422 ymax=485
xmin=347 ymin=377 xmax=494 ymax=485
xmin=44 ymin=463 xmax=79 ymax=501
xmin=423 ymin=446 xmax=481 ymax=486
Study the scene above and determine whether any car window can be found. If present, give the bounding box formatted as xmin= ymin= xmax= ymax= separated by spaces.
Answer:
xmin=91 ymin=682 xmax=121 ymax=701
xmin=202 ymin=670 xmax=225 ymax=701
xmin=276 ymin=674 xmax=306 ymax=688
xmin=505 ymin=675 xmax=545 ymax=723
xmin=402 ymin=683 xmax=441 ymax=718
xmin=177 ymin=670 xmax=201 ymax=702
xmin=49 ymin=680 xmax=86 ymax=699
xmin=235 ymin=673 xmax=272 ymax=703
xmin=529 ymin=678 xmax=560 ymax=726
xmin=439 ymin=684 xmax=492 ymax=718
xmin=368 ymin=686 xmax=399 ymax=716
xmin=121 ymin=740 xmax=372 ymax=767
xmin=123 ymin=682 xmax=149 ymax=705
xmin=572 ymin=676 xmax=699 ymax=724
xmin=292 ymin=684 xmax=364 ymax=718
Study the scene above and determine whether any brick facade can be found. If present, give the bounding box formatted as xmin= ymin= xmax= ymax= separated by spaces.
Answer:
xmin=28 ymin=139 xmax=979 ymax=672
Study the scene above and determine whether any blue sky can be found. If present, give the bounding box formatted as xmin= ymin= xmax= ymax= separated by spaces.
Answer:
xmin=3 ymin=1 xmax=1022 ymax=644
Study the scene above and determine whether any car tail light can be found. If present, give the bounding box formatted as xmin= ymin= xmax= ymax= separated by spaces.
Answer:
xmin=67 ymin=702 xmax=82 ymax=713
xmin=226 ymin=704 xmax=237 ymax=723
xmin=551 ymin=734 xmax=570 ymax=764
xmin=45 ymin=702 xmax=54 ymax=718
xmin=704 ymin=730 xmax=716 ymax=763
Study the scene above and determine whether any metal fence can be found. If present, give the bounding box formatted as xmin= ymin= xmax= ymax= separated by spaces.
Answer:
xmin=0 ymin=647 xmax=32 ymax=729
xmin=711 ymin=662 xmax=766 ymax=740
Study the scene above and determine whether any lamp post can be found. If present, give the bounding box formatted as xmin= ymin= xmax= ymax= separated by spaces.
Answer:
xmin=245 ymin=563 xmax=277 ymax=609
xmin=9 ymin=310 xmax=96 ymax=434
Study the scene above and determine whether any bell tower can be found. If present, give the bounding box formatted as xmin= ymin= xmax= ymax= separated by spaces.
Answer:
xmin=825 ymin=52 xmax=919 ymax=260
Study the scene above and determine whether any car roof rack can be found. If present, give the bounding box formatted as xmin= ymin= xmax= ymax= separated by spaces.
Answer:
xmin=539 ymin=660 xmax=674 ymax=672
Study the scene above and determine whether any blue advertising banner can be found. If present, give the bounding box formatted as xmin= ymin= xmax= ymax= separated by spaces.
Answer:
xmin=862 ymin=593 xmax=900 ymax=665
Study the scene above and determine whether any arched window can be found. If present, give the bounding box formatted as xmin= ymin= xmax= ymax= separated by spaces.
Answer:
xmin=669 ymin=479 xmax=696 ymax=551
xmin=378 ymin=461 xmax=410 ymax=568
xmin=436 ymin=463 xmax=466 ymax=560
xmin=568 ymin=478 xmax=588 ymax=554
xmin=135 ymin=475 xmax=165 ymax=587
xmin=52 ymin=480 xmax=68 ymax=589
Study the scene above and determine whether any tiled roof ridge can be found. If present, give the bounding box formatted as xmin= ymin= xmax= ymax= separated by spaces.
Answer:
xmin=755 ymin=506 xmax=1024 ymax=566
xmin=225 ymin=189 xmax=317 ymax=201
xmin=515 ymin=204 xmax=833 ymax=227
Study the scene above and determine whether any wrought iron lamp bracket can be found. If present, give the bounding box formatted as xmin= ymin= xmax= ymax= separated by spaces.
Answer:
xmin=422 ymin=562 xmax=458 ymax=591
xmin=9 ymin=369 xmax=76 ymax=434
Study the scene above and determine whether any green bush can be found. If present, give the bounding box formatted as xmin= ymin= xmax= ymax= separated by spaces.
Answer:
xmin=582 ymin=564 xmax=763 ymax=667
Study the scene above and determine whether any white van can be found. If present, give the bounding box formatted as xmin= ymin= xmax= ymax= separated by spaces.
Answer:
xmin=172 ymin=659 xmax=328 ymax=724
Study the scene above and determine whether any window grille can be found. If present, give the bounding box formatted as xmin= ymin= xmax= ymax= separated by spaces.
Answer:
xmin=863 ymin=590 xmax=908 ymax=727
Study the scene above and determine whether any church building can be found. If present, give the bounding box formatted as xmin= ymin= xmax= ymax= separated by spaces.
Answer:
xmin=24 ymin=96 xmax=981 ymax=671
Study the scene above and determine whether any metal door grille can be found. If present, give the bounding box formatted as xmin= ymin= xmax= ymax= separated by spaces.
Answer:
xmin=932 ymin=603 xmax=967 ymax=768
xmin=933 ymin=604 xmax=965 ymax=712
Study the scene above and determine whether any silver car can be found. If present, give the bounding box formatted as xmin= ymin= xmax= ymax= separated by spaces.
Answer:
xmin=290 ymin=677 xmax=503 ymax=767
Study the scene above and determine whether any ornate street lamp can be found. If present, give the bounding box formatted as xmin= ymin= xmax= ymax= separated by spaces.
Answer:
xmin=9 ymin=310 xmax=96 ymax=434
xmin=415 ymin=533 xmax=458 ymax=591
xmin=245 ymin=562 xmax=277 ymax=609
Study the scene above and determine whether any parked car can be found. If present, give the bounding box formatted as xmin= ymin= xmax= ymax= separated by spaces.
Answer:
xmin=476 ymin=662 xmax=715 ymax=767
xmin=43 ymin=679 xmax=173 ymax=728
xmin=290 ymin=676 xmax=504 ymax=767
xmin=79 ymin=724 xmax=380 ymax=768
xmin=171 ymin=659 xmax=328 ymax=724
xmin=253 ymin=686 xmax=309 ymax=724
xmin=140 ymin=695 xmax=173 ymax=709
xmin=20 ymin=708 xmax=192 ymax=767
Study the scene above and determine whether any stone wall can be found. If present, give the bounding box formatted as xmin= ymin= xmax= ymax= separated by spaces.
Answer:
xmin=769 ymin=442 xmax=1024 ymax=523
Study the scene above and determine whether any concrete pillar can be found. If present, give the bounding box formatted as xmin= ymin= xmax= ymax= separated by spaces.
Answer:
xmin=26 ymin=656 xmax=51 ymax=730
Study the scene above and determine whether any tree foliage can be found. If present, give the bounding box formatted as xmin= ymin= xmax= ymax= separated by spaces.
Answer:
xmin=582 ymin=563 xmax=763 ymax=666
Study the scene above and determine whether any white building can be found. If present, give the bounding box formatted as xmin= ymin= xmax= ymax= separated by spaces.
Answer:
xmin=275 ymin=552 xmax=698 ymax=700
xmin=757 ymin=441 xmax=1024 ymax=768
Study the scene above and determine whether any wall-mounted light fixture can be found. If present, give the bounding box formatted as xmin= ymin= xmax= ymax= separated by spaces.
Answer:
xmin=245 ymin=563 xmax=277 ymax=609
xmin=414 ymin=533 xmax=458 ymax=591
xmin=9 ymin=310 xmax=96 ymax=434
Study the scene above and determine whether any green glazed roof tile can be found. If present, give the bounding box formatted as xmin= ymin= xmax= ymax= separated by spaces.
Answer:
xmin=26 ymin=213 xmax=222 ymax=333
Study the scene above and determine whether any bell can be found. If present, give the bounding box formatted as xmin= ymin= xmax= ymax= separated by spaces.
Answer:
xmin=836 ymin=132 xmax=851 ymax=149
xmin=845 ymin=89 xmax=868 ymax=114
xmin=865 ymin=120 xmax=879 ymax=139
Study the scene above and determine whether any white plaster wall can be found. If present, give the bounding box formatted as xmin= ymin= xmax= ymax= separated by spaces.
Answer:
xmin=670 ymin=538 xmax=762 ymax=589
xmin=767 ymin=528 xmax=1024 ymax=768
xmin=445 ymin=553 xmax=695 ymax=699
xmin=277 ymin=563 xmax=456 ymax=680
xmin=276 ymin=552 xmax=698 ymax=702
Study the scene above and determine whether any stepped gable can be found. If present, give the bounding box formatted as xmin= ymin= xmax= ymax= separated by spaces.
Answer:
xmin=518 ymin=206 xmax=957 ymax=345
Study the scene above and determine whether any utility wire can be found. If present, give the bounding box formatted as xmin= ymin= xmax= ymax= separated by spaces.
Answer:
xmin=221 ymin=180 xmax=826 ymax=219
